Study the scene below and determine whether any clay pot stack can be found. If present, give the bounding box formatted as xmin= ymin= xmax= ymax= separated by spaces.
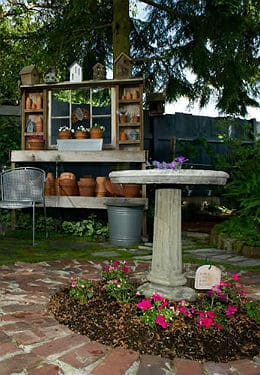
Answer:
xmin=58 ymin=172 xmax=78 ymax=196
xmin=78 ymin=175 xmax=96 ymax=197
xmin=122 ymin=184 xmax=141 ymax=198
xmin=28 ymin=138 xmax=45 ymax=150
xmin=44 ymin=172 xmax=56 ymax=196
xmin=95 ymin=176 xmax=107 ymax=197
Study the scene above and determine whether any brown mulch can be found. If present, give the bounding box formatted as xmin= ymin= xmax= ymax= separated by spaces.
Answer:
xmin=48 ymin=282 xmax=259 ymax=363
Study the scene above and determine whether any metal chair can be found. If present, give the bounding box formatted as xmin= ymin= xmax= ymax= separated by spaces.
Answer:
xmin=0 ymin=167 xmax=47 ymax=246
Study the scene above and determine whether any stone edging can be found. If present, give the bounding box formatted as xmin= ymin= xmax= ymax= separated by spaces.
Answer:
xmin=210 ymin=231 xmax=260 ymax=259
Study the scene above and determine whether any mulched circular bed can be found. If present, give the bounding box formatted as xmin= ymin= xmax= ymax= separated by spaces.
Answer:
xmin=48 ymin=281 xmax=259 ymax=362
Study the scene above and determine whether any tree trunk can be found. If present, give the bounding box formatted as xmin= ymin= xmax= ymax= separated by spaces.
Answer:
xmin=112 ymin=0 xmax=130 ymax=75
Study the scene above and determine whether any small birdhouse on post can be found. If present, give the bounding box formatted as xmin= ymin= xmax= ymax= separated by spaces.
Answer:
xmin=114 ymin=53 xmax=131 ymax=79
xmin=93 ymin=63 xmax=106 ymax=80
xmin=19 ymin=65 xmax=40 ymax=85
xmin=147 ymin=93 xmax=166 ymax=116
xmin=69 ymin=62 xmax=82 ymax=82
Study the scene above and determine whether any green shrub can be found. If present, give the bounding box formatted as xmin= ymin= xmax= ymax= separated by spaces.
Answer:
xmin=62 ymin=214 xmax=109 ymax=240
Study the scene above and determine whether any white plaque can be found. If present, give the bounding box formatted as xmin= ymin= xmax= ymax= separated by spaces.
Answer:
xmin=195 ymin=265 xmax=221 ymax=290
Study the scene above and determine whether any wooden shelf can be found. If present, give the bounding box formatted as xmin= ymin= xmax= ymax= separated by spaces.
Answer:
xmin=43 ymin=196 xmax=148 ymax=209
xmin=24 ymin=109 xmax=43 ymax=113
xmin=11 ymin=150 xmax=146 ymax=163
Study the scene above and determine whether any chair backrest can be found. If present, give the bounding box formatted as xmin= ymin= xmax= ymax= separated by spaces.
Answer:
xmin=0 ymin=167 xmax=46 ymax=203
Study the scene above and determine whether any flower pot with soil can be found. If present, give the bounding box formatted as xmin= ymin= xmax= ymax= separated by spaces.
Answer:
xmin=90 ymin=124 xmax=105 ymax=139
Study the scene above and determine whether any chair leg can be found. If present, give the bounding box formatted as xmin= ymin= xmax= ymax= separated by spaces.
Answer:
xmin=32 ymin=203 xmax=35 ymax=246
xmin=43 ymin=203 xmax=48 ymax=239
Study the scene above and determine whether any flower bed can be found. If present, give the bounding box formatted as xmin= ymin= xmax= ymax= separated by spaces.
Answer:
xmin=48 ymin=261 xmax=259 ymax=362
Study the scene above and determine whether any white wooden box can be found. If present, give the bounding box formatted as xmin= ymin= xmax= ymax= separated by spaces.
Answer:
xmin=57 ymin=139 xmax=103 ymax=151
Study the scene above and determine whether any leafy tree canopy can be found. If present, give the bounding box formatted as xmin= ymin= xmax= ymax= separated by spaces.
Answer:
xmin=0 ymin=0 xmax=259 ymax=116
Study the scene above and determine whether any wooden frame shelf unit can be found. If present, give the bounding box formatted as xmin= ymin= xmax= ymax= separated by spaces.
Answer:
xmin=116 ymin=81 xmax=144 ymax=150
xmin=20 ymin=77 xmax=144 ymax=151
xmin=21 ymin=88 xmax=48 ymax=150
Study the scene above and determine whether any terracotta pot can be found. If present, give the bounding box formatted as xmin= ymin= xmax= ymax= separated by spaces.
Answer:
xmin=105 ymin=178 xmax=124 ymax=197
xmin=90 ymin=128 xmax=103 ymax=139
xmin=95 ymin=176 xmax=107 ymax=197
xmin=28 ymin=139 xmax=44 ymax=150
xmin=59 ymin=131 xmax=71 ymax=139
xmin=47 ymin=172 xmax=55 ymax=181
xmin=75 ymin=131 xmax=88 ymax=139
xmin=36 ymin=94 xmax=42 ymax=109
xmin=35 ymin=116 xmax=43 ymax=132
xmin=55 ymin=178 xmax=61 ymax=196
xmin=120 ymin=131 xmax=128 ymax=141
xmin=26 ymin=96 xmax=32 ymax=109
xmin=122 ymin=184 xmax=141 ymax=198
xmin=119 ymin=114 xmax=126 ymax=123
xmin=59 ymin=179 xmax=78 ymax=196
xmin=45 ymin=173 xmax=56 ymax=196
xmin=78 ymin=176 xmax=96 ymax=196
xmin=60 ymin=172 xmax=76 ymax=180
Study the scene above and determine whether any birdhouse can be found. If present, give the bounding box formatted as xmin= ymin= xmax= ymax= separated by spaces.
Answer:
xmin=147 ymin=93 xmax=166 ymax=116
xmin=69 ymin=62 xmax=83 ymax=82
xmin=93 ymin=63 xmax=106 ymax=80
xmin=45 ymin=69 xmax=57 ymax=83
xmin=19 ymin=65 xmax=40 ymax=85
xmin=114 ymin=53 xmax=132 ymax=79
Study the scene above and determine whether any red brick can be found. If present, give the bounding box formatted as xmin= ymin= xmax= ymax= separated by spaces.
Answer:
xmin=137 ymin=354 xmax=172 ymax=375
xmin=60 ymin=341 xmax=108 ymax=368
xmin=0 ymin=353 xmax=41 ymax=375
xmin=1 ymin=321 xmax=31 ymax=332
xmin=28 ymin=364 xmax=64 ymax=375
xmin=173 ymin=358 xmax=203 ymax=375
xmin=12 ymin=330 xmax=43 ymax=345
xmin=0 ymin=342 xmax=22 ymax=356
xmin=0 ymin=331 xmax=11 ymax=343
xmin=32 ymin=333 xmax=88 ymax=357
xmin=231 ymin=359 xmax=260 ymax=375
xmin=92 ymin=347 xmax=139 ymax=375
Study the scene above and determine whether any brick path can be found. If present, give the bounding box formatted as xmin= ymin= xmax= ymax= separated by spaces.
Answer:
xmin=0 ymin=259 xmax=259 ymax=375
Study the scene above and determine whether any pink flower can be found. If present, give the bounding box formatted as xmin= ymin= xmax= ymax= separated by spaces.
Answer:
xmin=122 ymin=265 xmax=129 ymax=273
xmin=207 ymin=311 xmax=215 ymax=320
xmin=197 ymin=317 xmax=213 ymax=328
xmin=213 ymin=322 xmax=222 ymax=330
xmin=161 ymin=301 xmax=168 ymax=308
xmin=226 ymin=305 xmax=237 ymax=316
xmin=155 ymin=314 xmax=168 ymax=329
xmin=113 ymin=260 xmax=119 ymax=269
xmin=152 ymin=293 xmax=165 ymax=301
xmin=71 ymin=281 xmax=77 ymax=287
xmin=137 ymin=299 xmax=152 ymax=310
xmin=232 ymin=273 xmax=239 ymax=281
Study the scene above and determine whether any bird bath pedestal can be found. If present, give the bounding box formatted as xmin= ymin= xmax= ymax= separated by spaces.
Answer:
xmin=109 ymin=169 xmax=229 ymax=301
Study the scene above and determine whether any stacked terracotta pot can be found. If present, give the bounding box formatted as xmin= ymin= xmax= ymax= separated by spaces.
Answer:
xmin=44 ymin=172 xmax=56 ymax=196
xmin=58 ymin=172 xmax=78 ymax=196
xmin=78 ymin=176 xmax=96 ymax=196
xmin=95 ymin=176 xmax=107 ymax=197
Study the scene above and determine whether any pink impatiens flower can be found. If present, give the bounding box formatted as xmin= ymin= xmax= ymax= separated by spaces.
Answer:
xmin=122 ymin=265 xmax=129 ymax=273
xmin=137 ymin=299 xmax=152 ymax=310
xmin=152 ymin=293 xmax=165 ymax=301
xmin=71 ymin=281 xmax=77 ymax=287
xmin=155 ymin=314 xmax=168 ymax=329
xmin=232 ymin=273 xmax=239 ymax=281
xmin=225 ymin=305 xmax=237 ymax=316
